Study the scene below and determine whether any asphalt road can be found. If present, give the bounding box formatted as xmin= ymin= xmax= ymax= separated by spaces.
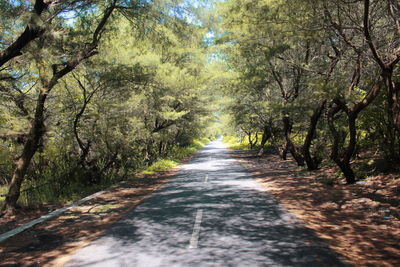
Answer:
xmin=64 ymin=139 xmax=349 ymax=267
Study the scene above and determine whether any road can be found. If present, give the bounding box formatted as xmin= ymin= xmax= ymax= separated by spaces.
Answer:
xmin=64 ymin=139 xmax=349 ymax=267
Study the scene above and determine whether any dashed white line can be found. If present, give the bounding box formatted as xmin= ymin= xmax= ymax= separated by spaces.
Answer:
xmin=204 ymin=175 xmax=209 ymax=183
xmin=189 ymin=209 xmax=203 ymax=249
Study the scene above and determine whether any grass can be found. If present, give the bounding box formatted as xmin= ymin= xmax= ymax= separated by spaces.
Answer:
xmin=141 ymin=159 xmax=178 ymax=175
xmin=223 ymin=135 xmax=256 ymax=150
xmin=0 ymin=138 xmax=211 ymax=208
xmin=89 ymin=204 xmax=119 ymax=213
xmin=140 ymin=137 xmax=211 ymax=175
xmin=0 ymin=185 xmax=8 ymax=207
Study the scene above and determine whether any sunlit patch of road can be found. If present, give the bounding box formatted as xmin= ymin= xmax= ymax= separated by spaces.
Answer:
xmin=64 ymin=139 xmax=350 ymax=267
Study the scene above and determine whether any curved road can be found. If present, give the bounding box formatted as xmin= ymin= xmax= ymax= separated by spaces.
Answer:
xmin=64 ymin=139 xmax=349 ymax=267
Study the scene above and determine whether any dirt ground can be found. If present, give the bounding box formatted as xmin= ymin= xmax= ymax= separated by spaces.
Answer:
xmin=230 ymin=149 xmax=400 ymax=267
xmin=0 ymin=155 xmax=194 ymax=267
xmin=0 ymin=150 xmax=399 ymax=266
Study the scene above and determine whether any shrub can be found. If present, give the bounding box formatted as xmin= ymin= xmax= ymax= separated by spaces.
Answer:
xmin=141 ymin=160 xmax=178 ymax=174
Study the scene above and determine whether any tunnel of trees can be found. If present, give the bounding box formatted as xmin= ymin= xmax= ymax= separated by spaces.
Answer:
xmin=0 ymin=0 xmax=399 ymax=217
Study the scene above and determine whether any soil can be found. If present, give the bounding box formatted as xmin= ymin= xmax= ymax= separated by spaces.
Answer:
xmin=0 ymin=150 xmax=399 ymax=266
xmin=230 ymin=149 xmax=400 ymax=267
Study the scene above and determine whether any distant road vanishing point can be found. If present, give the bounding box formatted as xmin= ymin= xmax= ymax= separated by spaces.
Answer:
xmin=64 ymin=139 xmax=349 ymax=267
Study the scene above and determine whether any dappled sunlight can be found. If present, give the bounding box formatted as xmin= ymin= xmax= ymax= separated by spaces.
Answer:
xmin=232 ymin=150 xmax=400 ymax=266
xmin=65 ymin=140 xmax=347 ymax=267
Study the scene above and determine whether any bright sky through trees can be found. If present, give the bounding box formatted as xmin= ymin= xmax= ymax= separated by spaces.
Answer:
xmin=0 ymin=0 xmax=399 ymax=217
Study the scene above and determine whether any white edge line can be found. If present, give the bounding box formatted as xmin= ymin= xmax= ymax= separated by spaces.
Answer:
xmin=188 ymin=209 xmax=203 ymax=249
xmin=0 ymin=190 xmax=106 ymax=243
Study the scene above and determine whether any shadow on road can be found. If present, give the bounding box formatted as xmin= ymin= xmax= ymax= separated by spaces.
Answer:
xmin=65 ymin=140 xmax=350 ymax=267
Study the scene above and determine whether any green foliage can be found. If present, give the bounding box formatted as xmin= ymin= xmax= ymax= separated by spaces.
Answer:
xmin=90 ymin=204 xmax=119 ymax=213
xmin=216 ymin=0 xmax=400 ymax=182
xmin=0 ymin=185 xmax=7 ymax=205
xmin=0 ymin=0 xmax=221 ymax=209
xmin=142 ymin=138 xmax=210 ymax=175
xmin=223 ymin=135 xmax=257 ymax=150
xmin=1 ymin=0 xmax=399 ymax=210
xmin=142 ymin=160 xmax=178 ymax=175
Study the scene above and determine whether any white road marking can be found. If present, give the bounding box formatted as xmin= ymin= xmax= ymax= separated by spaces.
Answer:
xmin=204 ymin=175 xmax=209 ymax=183
xmin=189 ymin=209 xmax=203 ymax=249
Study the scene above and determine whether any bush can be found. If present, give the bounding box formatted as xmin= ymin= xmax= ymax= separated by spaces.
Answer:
xmin=141 ymin=159 xmax=178 ymax=174
xmin=141 ymin=137 xmax=210 ymax=175
xmin=223 ymin=135 xmax=253 ymax=150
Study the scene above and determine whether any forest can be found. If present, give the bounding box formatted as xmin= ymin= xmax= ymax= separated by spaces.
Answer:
xmin=0 ymin=0 xmax=399 ymax=219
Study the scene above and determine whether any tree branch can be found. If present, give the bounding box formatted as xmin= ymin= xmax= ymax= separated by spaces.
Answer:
xmin=0 ymin=0 xmax=49 ymax=67
xmin=364 ymin=0 xmax=386 ymax=70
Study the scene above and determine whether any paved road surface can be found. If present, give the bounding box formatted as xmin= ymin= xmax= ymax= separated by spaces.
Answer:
xmin=64 ymin=139 xmax=349 ymax=267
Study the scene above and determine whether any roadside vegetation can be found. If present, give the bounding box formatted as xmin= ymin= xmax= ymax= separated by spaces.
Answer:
xmin=0 ymin=0 xmax=220 ymax=216
xmin=218 ymin=0 xmax=400 ymax=185
xmin=0 ymin=1 xmax=399 ymax=265
xmin=1 ymin=0 xmax=399 ymax=222
xmin=222 ymin=135 xmax=260 ymax=150
xmin=141 ymin=137 xmax=211 ymax=175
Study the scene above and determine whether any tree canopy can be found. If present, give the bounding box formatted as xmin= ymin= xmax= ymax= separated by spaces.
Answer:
xmin=1 ymin=0 xmax=399 ymax=216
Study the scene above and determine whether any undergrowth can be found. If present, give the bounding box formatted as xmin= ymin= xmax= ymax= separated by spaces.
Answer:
xmin=141 ymin=137 xmax=210 ymax=175
xmin=223 ymin=135 xmax=258 ymax=150
xmin=0 ymin=138 xmax=211 ymax=208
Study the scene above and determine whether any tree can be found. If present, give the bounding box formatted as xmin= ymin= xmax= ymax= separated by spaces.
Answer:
xmin=2 ymin=1 xmax=118 ymax=215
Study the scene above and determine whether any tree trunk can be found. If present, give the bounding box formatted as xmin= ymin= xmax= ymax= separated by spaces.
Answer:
xmin=2 ymin=91 xmax=48 ymax=215
xmin=384 ymin=76 xmax=400 ymax=160
xmin=279 ymin=143 xmax=288 ymax=160
xmin=73 ymin=102 xmax=91 ymax=168
xmin=283 ymin=115 xmax=305 ymax=166
xmin=336 ymin=160 xmax=356 ymax=184
xmin=247 ymin=132 xmax=254 ymax=148
xmin=159 ymin=142 xmax=163 ymax=155
xmin=328 ymin=76 xmax=381 ymax=184
xmin=302 ymin=100 xmax=327 ymax=170
xmin=0 ymin=0 xmax=48 ymax=67
xmin=1 ymin=2 xmax=116 ymax=216
xmin=364 ymin=0 xmax=400 ymax=157
xmin=246 ymin=131 xmax=257 ymax=149
xmin=257 ymin=125 xmax=271 ymax=156
xmin=328 ymin=103 xmax=358 ymax=184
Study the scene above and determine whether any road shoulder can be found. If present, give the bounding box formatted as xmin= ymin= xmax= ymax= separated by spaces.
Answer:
xmin=230 ymin=149 xmax=400 ymax=267
xmin=0 ymin=156 xmax=193 ymax=267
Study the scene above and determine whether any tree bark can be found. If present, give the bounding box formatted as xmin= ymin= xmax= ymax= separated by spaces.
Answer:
xmin=247 ymin=131 xmax=255 ymax=149
xmin=2 ymin=91 xmax=47 ymax=215
xmin=302 ymin=100 xmax=327 ymax=170
xmin=257 ymin=125 xmax=272 ymax=156
xmin=278 ymin=142 xmax=288 ymax=160
xmin=328 ymin=78 xmax=382 ymax=184
xmin=283 ymin=115 xmax=305 ymax=166
xmin=72 ymin=75 xmax=101 ymax=167
xmin=364 ymin=0 xmax=400 ymax=150
xmin=0 ymin=0 xmax=49 ymax=67
xmin=1 ymin=2 xmax=117 ymax=216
